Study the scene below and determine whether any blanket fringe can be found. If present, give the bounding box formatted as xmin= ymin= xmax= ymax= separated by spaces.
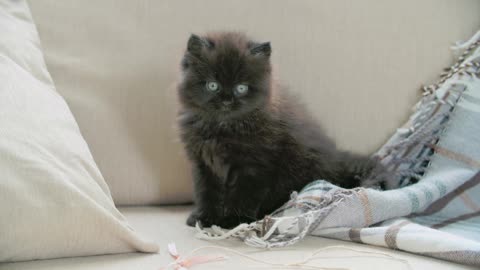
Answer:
xmin=372 ymin=30 xmax=480 ymax=188
xmin=196 ymin=189 xmax=355 ymax=248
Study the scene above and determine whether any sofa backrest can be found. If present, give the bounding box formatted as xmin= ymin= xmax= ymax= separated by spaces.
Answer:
xmin=27 ymin=0 xmax=480 ymax=205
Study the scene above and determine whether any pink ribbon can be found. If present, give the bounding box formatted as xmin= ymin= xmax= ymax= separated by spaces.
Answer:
xmin=160 ymin=243 xmax=227 ymax=270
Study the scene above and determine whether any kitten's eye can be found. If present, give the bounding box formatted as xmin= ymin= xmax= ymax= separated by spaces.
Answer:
xmin=206 ymin=81 xmax=219 ymax=92
xmin=234 ymin=84 xmax=249 ymax=96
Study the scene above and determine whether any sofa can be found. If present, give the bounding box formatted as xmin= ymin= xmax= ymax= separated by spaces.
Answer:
xmin=2 ymin=0 xmax=480 ymax=269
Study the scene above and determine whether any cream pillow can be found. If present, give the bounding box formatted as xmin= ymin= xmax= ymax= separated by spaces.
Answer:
xmin=0 ymin=0 xmax=158 ymax=262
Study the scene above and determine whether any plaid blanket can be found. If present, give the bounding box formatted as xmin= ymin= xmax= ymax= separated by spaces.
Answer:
xmin=196 ymin=30 xmax=480 ymax=266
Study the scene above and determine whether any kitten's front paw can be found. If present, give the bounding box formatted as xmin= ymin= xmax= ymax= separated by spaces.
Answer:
xmin=186 ymin=210 xmax=219 ymax=228
xmin=217 ymin=215 xmax=256 ymax=229
xmin=186 ymin=212 xmax=199 ymax=227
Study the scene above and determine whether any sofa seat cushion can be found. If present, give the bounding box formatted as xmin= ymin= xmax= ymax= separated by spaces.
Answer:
xmin=1 ymin=206 xmax=476 ymax=270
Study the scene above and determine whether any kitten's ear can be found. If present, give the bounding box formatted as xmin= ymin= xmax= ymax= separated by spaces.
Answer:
xmin=249 ymin=42 xmax=271 ymax=57
xmin=187 ymin=34 xmax=213 ymax=54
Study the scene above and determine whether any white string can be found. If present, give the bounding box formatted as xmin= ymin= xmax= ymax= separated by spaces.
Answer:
xmin=304 ymin=246 xmax=413 ymax=270
xmin=178 ymin=245 xmax=413 ymax=270
xmin=451 ymin=30 xmax=480 ymax=51
xmin=195 ymin=222 xmax=257 ymax=240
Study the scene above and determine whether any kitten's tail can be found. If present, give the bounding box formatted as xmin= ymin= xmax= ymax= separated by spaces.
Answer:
xmin=335 ymin=151 xmax=386 ymax=189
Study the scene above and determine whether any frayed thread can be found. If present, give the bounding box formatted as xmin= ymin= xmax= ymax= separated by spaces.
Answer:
xmin=195 ymin=189 xmax=356 ymax=248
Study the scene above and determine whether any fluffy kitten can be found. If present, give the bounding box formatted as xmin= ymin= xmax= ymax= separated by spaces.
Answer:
xmin=178 ymin=32 xmax=383 ymax=228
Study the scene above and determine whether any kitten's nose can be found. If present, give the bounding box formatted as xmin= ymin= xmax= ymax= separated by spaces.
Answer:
xmin=222 ymin=100 xmax=233 ymax=106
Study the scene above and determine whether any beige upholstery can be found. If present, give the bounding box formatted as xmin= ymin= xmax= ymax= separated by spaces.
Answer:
xmin=4 ymin=1 xmax=476 ymax=268
xmin=28 ymin=0 xmax=480 ymax=205
xmin=2 ymin=206 xmax=477 ymax=270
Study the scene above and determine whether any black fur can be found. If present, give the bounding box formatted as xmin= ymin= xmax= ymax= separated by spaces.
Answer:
xmin=178 ymin=32 xmax=383 ymax=228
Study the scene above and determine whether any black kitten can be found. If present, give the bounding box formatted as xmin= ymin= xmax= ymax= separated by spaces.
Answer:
xmin=178 ymin=32 xmax=383 ymax=229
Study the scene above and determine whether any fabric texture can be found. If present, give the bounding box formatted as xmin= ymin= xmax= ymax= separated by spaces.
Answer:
xmin=1 ymin=206 xmax=476 ymax=270
xmin=26 ymin=0 xmax=480 ymax=205
xmin=0 ymin=0 xmax=158 ymax=262
xmin=195 ymin=31 xmax=480 ymax=266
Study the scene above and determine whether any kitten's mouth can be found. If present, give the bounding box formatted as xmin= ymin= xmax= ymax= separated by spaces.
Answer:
xmin=220 ymin=101 xmax=234 ymax=111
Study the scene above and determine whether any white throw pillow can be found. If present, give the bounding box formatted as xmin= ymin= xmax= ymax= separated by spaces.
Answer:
xmin=0 ymin=0 xmax=158 ymax=262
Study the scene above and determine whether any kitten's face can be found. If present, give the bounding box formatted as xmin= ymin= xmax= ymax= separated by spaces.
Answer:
xmin=178 ymin=32 xmax=272 ymax=119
